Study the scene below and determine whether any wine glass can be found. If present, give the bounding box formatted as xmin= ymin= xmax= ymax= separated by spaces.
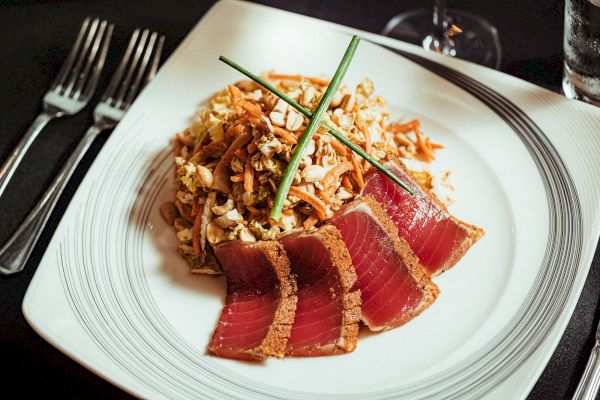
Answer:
xmin=382 ymin=0 xmax=502 ymax=69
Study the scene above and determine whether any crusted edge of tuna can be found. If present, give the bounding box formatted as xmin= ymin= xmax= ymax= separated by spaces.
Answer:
xmin=281 ymin=226 xmax=361 ymax=356
xmin=251 ymin=241 xmax=297 ymax=359
xmin=210 ymin=240 xmax=297 ymax=361
xmin=316 ymin=226 xmax=361 ymax=354
xmin=335 ymin=195 xmax=440 ymax=331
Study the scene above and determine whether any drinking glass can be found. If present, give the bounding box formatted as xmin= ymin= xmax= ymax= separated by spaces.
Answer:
xmin=563 ymin=0 xmax=600 ymax=106
xmin=382 ymin=0 xmax=502 ymax=69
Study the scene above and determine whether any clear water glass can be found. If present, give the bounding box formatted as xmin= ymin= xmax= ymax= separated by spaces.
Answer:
xmin=563 ymin=0 xmax=600 ymax=106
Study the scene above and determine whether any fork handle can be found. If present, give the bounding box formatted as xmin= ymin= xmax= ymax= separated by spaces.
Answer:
xmin=0 ymin=112 xmax=56 ymax=197
xmin=574 ymin=341 xmax=600 ymax=400
xmin=0 ymin=124 xmax=102 ymax=275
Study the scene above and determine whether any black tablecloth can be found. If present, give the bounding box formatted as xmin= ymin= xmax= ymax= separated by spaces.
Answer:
xmin=1 ymin=1 xmax=598 ymax=398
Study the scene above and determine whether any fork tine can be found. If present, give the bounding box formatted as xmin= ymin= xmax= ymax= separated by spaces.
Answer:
xmin=144 ymin=35 xmax=165 ymax=87
xmin=51 ymin=17 xmax=91 ymax=91
xmin=81 ymin=24 xmax=114 ymax=100
xmin=122 ymin=32 xmax=158 ymax=108
xmin=62 ymin=18 xmax=100 ymax=96
xmin=102 ymin=29 xmax=141 ymax=103
xmin=114 ymin=29 xmax=150 ymax=109
xmin=72 ymin=20 xmax=108 ymax=98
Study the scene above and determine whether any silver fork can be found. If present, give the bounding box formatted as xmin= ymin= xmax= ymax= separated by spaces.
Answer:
xmin=0 ymin=17 xmax=113 ymax=198
xmin=0 ymin=29 xmax=165 ymax=275
xmin=573 ymin=320 xmax=600 ymax=400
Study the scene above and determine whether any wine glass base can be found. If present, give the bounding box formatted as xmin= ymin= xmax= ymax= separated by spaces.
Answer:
xmin=382 ymin=8 xmax=502 ymax=69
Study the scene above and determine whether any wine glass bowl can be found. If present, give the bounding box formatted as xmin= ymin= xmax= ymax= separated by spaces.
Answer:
xmin=382 ymin=7 xmax=502 ymax=69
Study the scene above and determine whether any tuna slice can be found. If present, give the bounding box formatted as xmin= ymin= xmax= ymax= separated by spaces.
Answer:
xmin=330 ymin=195 xmax=440 ymax=331
xmin=362 ymin=159 xmax=484 ymax=276
xmin=210 ymin=240 xmax=297 ymax=361
xmin=279 ymin=226 xmax=361 ymax=356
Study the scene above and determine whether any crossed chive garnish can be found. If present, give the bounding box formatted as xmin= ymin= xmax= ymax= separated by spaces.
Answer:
xmin=219 ymin=35 xmax=413 ymax=221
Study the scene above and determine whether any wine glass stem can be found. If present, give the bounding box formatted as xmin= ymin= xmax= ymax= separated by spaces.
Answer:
xmin=433 ymin=0 xmax=448 ymax=41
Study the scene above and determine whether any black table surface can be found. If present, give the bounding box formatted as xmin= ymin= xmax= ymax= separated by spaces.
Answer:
xmin=1 ymin=0 xmax=598 ymax=399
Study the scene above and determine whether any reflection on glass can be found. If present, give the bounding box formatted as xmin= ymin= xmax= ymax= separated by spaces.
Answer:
xmin=382 ymin=0 xmax=502 ymax=69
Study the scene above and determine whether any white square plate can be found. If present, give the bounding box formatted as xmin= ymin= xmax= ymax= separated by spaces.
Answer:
xmin=23 ymin=1 xmax=600 ymax=399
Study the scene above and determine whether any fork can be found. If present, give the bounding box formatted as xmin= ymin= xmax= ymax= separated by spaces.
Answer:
xmin=0 ymin=29 xmax=165 ymax=275
xmin=0 ymin=17 xmax=113 ymax=198
xmin=573 ymin=320 xmax=600 ymax=400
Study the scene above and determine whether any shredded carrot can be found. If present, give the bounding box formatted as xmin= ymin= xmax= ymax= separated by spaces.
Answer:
xmin=395 ymin=133 xmax=413 ymax=149
xmin=319 ymin=190 xmax=332 ymax=205
xmin=342 ymin=176 xmax=353 ymax=191
xmin=329 ymin=139 xmax=347 ymax=156
xmin=225 ymin=123 xmax=248 ymax=139
xmin=303 ymin=213 xmax=319 ymax=229
xmin=294 ymin=128 xmax=309 ymax=139
xmin=288 ymin=186 xmax=328 ymax=220
xmin=230 ymin=174 xmax=244 ymax=182
xmin=248 ymin=115 xmax=262 ymax=127
xmin=192 ymin=206 xmax=203 ymax=256
xmin=429 ymin=140 xmax=444 ymax=149
xmin=348 ymin=149 xmax=363 ymax=173
xmin=238 ymin=99 xmax=263 ymax=118
xmin=243 ymin=160 xmax=254 ymax=192
xmin=352 ymin=172 xmax=365 ymax=190
xmin=273 ymin=127 xmax=298 ymax=144
xmin=306 ymin=77 xmax=330 ymax=86
xmin=191 ymin=194 xmax=200 ymax=217
xmin=424 ymin=137 xmax=443 ymax=154
xmin=267 ymin=196 xmax=274 ymax=208
xmin=356 ymin=120 xmax=371 ymax=155
xmin=319 ymin=161 xmax=353 ymax=204
xmin=349 ymin=152 xmax=364 ymax=189
xmin=212 ymin=131 xmax=252 ymax=193
xmin=406 ymin=119 xmax=421 ymax=132
xmin=228 ymin=84 xmax=242 ymax=114
xmin=389 ymin=119 xmax=420 ymax=134
xmin=247 ymin=143 xmax=258 ymax=153
xmin=414 ymin=128 xmax=426 ymax=149
xmin=415 ymin=128 xmax=435 ymax=161
xmin=424 ymin=137 xmax=433 ymax=153
xmin=322 ymin=161 xmax=353 ymax=192
xmin=282 ymin=209 xmax=295 ymax=216
xmin=268 ymin=72 xmax=330 ymax=86
xmin=246 ymin=205 xmax=261 ymax=215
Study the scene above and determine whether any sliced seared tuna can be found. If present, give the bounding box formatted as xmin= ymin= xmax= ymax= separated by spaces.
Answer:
xmin=280 ymin=226 xmax=361 ymax=356
xmin=330 ymin=195 xmax=439 ymax=331
xmin=362 ymin=160 xmax=484 ymax=276
xmin=209 ymin=241 xmax=297 ymax=361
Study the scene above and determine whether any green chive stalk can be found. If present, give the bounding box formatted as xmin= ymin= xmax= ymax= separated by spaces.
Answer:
xmin=219 ymin=53 xmax=414 ymax=199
